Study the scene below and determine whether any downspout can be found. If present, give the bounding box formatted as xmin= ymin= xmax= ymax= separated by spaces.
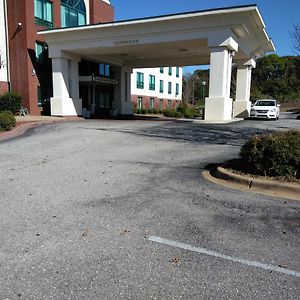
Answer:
xmin=3 ymin=0 xmax=11 ymax=91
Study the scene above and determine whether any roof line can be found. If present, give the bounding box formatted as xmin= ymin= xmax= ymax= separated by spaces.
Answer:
xmin=39 ymin=4 xmax=257 ymax=33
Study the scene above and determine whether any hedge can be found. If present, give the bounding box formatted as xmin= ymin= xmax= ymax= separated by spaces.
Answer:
xmin=0 ymin=92 xmax=22 ymax=114
xmin=0 ymin=110 xmax=16 ymax=131
xmin=240 ymin=130 xmax=300 ymax=179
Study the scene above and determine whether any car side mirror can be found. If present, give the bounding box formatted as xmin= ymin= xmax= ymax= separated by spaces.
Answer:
xmin=277 ymin=104 xmax=280 ymax=107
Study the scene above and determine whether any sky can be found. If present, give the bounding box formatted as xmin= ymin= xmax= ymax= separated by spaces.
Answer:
xmin=111 ymin=0 xmax=300 ymax=73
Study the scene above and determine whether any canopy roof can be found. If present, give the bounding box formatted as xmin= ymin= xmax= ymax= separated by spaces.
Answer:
xmin=39 ymin=5 xmax=275 ymax=67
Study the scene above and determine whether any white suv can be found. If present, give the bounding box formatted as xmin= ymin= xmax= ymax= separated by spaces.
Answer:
xmin=250 ymin=99 xmax=280 ymax=120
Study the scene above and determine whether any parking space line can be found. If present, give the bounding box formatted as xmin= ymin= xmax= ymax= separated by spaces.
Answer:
xmin=148 ymin=236 xmax=300 ymax=278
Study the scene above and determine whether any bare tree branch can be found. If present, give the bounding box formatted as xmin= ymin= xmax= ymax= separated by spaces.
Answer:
xmin=290 ymin=24 xmax=300 ymax=55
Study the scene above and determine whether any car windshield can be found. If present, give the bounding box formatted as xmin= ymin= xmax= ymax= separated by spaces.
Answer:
xmin=255 ymin=100 xmax=276 ymax=106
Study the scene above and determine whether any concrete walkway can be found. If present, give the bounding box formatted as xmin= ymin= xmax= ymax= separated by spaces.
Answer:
xmin=0 ymin=115 xmax=83 ymax=142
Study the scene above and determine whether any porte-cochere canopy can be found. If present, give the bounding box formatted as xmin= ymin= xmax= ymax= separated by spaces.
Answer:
xmin=39 ymin=5 xmax=275 ymax=121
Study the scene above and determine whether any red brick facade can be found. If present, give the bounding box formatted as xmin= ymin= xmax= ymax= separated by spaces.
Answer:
xmin=0 ymin=82 xmax=9 ymax=94
xmin=90 ymin=0 xmax=114 ymax=24
xmin=131 ymin=95 xmax=180 ymax=110
xmin=5 ymin=0 xmax=114 ymax=115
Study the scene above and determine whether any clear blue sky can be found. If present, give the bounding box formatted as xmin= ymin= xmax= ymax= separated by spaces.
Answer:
xmin=111 ymin=0 xmax=299 ymax=60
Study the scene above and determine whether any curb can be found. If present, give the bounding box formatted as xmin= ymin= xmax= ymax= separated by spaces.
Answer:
xmin=202 ymin=166 xmax=300 ymax=201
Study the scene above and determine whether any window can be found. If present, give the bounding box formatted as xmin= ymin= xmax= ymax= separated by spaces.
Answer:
xmin=159 ymin=99 xmax=163 ymax=109
xmin=137 ymin=97 xmax=143 ymax=109
xmin=176 ymin=67 xmax=179 ymax=77
xmin=61 ymin=0 xmax=86 ymax=28
xmin=168 ymin=82 xmax=172 ymax=94
xmin=159 ymin=80 xmax=164 ymax=93
xmin=168 ymin=100 xmax=171 ymax=108
xmin=168 ymin=67 xmax=172 ymax=76
xmin=149 ymin=75 xmax=155 ymax=90
xmin=176 ymin=83 xmax=179 ymax=96
xmin=150 ymin=98 xmax=154 ymax=109
xmin=137 ymin=72 xmax=144 ymax=89
xmin=34 ymin=0 xmax=53 ymax=28
xmin=99 ymin=64 xmax=110 ymax=77
xmin=37 ymin=86 xmax=42 ymax=107
xmin=160 ymin=67 xmax=164 ymax=74
xmin=35 ymin=41 xmax=49 ymax=64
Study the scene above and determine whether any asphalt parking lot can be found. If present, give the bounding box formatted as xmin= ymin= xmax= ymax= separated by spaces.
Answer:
xmin=0 ymin=113 xmax=299 ymax=299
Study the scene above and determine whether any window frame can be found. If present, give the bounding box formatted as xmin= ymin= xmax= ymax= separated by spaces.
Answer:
xmin=159 ymin=99 xmax=163 ymax=109
xmin=137 ymin=72 xmax=144 ymax=89
xmin=149 ymin=75 xmax=155 ymax=91
xmin=168 ymin=82 xmax=172 ymax=94
xmin=137 ymin=97 xmax=143 ymax=109
xmin=150 ymin=98 xmax=154 ymax=109
xmin=34 ymin=0 xmax=53 ymax=28
xmin=61 ymin=0 xmax=86 ymax=28
xmin=159 ymin=80 xmax=164 ymax=93
xmin=176 ymin=83 xmax=179 ymax=96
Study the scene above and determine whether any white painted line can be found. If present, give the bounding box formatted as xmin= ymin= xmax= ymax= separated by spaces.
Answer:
xmin=148 ymin=236 xmax=300 ymax=278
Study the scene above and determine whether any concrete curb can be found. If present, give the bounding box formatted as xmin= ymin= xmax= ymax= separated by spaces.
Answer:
xmin=202 ymin=166 xmax=300 ymax=201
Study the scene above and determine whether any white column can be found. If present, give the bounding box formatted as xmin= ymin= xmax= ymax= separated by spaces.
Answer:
xmin=233 ymin=59 xmax=256 ymax=118
xmin=205 ymin=47 xmax=234 ymax=121
xmin=50 ymin=57 xmax=82 ymax=116
xmin=119 ymin=66 xmax=133 ymax=115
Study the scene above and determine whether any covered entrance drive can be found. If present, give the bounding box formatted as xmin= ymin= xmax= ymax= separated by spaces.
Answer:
xmin=39 ymin=5 xmax=274 ymax=122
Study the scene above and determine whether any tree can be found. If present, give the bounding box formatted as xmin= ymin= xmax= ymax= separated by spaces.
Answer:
xmin=182 ymin=73 xmax=196 ymax=104
xmin=291 ymin=24 xmax=300 ymax=55
xmin=182 ymin=70 xmax=209 ymax=105
xmin=250 ymin=54 xmax=300 ymax=102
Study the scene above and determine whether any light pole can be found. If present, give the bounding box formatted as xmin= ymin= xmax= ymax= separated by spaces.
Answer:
xmin=201 ymin=80 xmax=206 ymax=101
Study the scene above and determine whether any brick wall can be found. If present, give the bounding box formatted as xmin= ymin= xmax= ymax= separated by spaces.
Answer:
xmin=90 ymin=0 xmax=114 ymax=23
xmin=131 ymin=95 xmax=179 ymax=110
xmin=0 ymin=81 xmax=9 ymax=94
xmin=6 ymin=0 xmax=114 ymax=115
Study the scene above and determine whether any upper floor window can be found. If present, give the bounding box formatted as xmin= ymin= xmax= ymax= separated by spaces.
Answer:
xmin=176 ymin=67 xmax=179 ymax=77
xmin=160 ymin=67 xmax=164 ymax=74
xmin=168 ymin=82 xmax=172 ymax=94
xmin=137 ymin=72 xmax=144 ymax=89
xmin=159 ymin=80 xmax=164 ymax=93
xmin=61 ymin=0 xmax=86 ymax=27
xmin=168 ymin=67 xmax=172 ymax=76
xmin=34 ymin=0 xmax=53 ymax=28
xmin=149 ymin=75 xmax=155 ymax=90
xmin=176 ymin=83 xmax=179 ymax=96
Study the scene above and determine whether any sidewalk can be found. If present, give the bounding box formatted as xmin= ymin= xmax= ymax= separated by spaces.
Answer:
xmin=0 ymin=115 xmax=83 ymax=142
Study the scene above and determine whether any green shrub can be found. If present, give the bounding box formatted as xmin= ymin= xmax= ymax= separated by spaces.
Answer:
xmin=163 ymin=109 xmax=176 ymax=117
xmin=240 ymin=130 xmax=300 ymax=178
xmin=152 ymin=108 xmax=159 ymax=114
xmin=177 ymin=103 xmax=200 ymax=119
xmin=0 ymin=110 xmax=16 ymax=131
xmin=141 ymin=108 xmax=148 ymax=114
xmin=0 ymin=92 xmax=22 ymax=114
xmin=136 ymin=108 xmax=142 ymax=114
xmin=148 ymin=109 xmax=154 ymax=114
xmin=183 ymin=108 xmax=195 ymax=119
xmin=133 ymin=107 xmax=138 ymax=114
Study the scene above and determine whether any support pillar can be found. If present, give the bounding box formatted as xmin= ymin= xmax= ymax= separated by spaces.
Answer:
xmin=113 ymin=66 xmax=133 ymax=116
xmin=233 ymin=59 xmax=256 ymax=118
xmin=205 ymin=36 xmax=238 ymax=122
xmin=50 ymin=57 xmax=82 ymax=116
